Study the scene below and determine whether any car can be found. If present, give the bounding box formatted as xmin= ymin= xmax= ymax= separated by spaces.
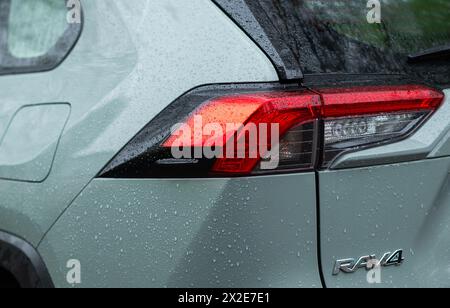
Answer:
xmin=0 ymin=0 xmax=449 ymax=289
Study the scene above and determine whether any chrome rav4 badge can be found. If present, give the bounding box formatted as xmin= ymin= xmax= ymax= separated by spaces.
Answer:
xmin=333 ymin=250 xmax=404 ymax=275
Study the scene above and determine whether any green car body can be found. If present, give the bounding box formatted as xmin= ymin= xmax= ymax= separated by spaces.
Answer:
xmin=0 ymin=0 xmax=450 ymax=288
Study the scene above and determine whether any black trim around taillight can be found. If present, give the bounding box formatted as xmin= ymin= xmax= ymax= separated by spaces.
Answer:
xmin=99 ymin=79 xmax=444 ymax=179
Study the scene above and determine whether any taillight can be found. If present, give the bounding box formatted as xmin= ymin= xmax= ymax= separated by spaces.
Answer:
xmin=318 ymin=85 xmax=443 ymax=167
xmin=100 ymin=84 xmax=444 ymax=178
xmin=161 ymin=92 xmax=322 ymax=175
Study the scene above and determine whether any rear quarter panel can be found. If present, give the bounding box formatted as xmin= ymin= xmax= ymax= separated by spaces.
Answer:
xmin=38 ymin=175 xmax=321 ymax=288
xmin=0 ymin=0 xmax=277 ymax=246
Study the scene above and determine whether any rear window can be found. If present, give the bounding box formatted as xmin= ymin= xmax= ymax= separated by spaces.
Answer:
xmin=304 ymin=0 xmax=450 ymax=55
xmin=216 ymin=0 xmax=450 ymax=86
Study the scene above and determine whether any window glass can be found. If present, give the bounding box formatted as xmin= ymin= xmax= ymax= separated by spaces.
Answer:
xmin=303 ymin=0 xmax=450 ymax=55
xmin=0 ymin=0 xmax=82 ymax=75
xmin=8 ymin=0 xmax=68 ymax=58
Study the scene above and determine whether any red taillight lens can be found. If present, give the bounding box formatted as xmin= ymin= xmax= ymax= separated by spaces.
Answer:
xmin=162 ymin=91 xmax=322 ymax=175
xmin=100 ymin=84 xmax=444 ymax=178
xmin=320 ymin=85 xmax=443 ymax=117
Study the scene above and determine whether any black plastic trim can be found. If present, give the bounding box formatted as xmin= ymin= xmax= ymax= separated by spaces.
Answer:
xmin=0 ymin=230 xmax=54 ymax=288
xmin=408 ymin=44 xmax=450 ymax=63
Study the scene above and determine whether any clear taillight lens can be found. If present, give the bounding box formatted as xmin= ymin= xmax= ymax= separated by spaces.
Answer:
xmin=253 ymin=121 xmax=317 ymax=173
xmin=323 ymin=111 xmax=429 ymax=166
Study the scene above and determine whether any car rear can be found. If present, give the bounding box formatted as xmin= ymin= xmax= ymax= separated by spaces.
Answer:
xmin=213 ymin=0 xmax=450 ymax=287
xmin=0 ymin=0 xmax=449 ymax=289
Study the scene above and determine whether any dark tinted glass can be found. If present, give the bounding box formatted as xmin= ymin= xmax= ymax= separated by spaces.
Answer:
xmin=216 ymin=0 xmax=450 ymax=86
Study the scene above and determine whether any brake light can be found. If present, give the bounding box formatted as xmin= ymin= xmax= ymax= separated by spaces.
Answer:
xmin=99 ymin=84 xmax=444 ymax=178
xmin=320 ymin=85 xmax=442 ymax=117
xmin=163 ymin=92 xmax=322 ymax=175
